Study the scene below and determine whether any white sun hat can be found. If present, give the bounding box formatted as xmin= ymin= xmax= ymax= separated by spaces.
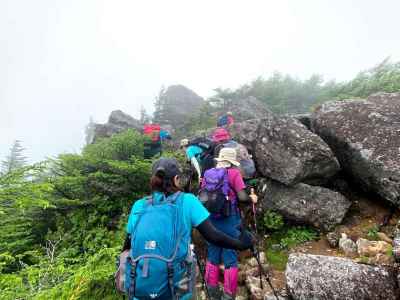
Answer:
xmin=215 ymin=147 xmax=240 ymax=166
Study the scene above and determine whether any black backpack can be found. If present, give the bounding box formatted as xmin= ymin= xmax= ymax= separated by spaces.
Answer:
xmin=188 ymin=137 xmax=222 ymax=176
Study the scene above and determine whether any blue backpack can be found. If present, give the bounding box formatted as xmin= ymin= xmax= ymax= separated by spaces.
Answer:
xmin=117 ymin=192 xmax=196 ymax=300
xmin=199 ymin=168 xmax=231 ymax=216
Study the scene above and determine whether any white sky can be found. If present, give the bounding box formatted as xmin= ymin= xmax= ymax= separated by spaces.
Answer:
xmin=1 ymin=0 xmax=400 ymax=163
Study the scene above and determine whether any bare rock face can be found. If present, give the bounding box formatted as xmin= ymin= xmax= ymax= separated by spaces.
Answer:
xmin=310 ymin=92 xmax=400 ymax=206
xmin=227 ymin=96 xmax=273 ymax=122
xmin=157 ymin=85 xmax=204 ymax=130
xmin=230 ymin=115 xmax=340 ymax=186
xmin=257 ymin=178 xmax=351 ymax=232
xmin=286 ymin=253 xmax=397 ymax=300
xmin=92 ymin=110 xmax=142 ymax=142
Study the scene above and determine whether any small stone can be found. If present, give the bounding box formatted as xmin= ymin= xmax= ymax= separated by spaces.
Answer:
xmin=339 ymin=233 xmax=357 ymax=256
xmin=326 ymin=231 xmax=340 ymax=248
xmin=356 ymin=238 xmax=392 ymax=257
xmin=271 ymin=244 xmax=282 ymax=251
xmin=377 ymin=232 xmax=393 ymax=244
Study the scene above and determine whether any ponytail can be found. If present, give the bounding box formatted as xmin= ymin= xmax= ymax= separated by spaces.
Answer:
xmin=150 ymin=173 xmax=179 ymax=195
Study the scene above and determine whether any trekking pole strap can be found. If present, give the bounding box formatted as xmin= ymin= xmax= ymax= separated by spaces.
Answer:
xmin=167 ymin=262 xmax=176 ymax=300
xmin=128 ymin=260 xmax=137 ymax=300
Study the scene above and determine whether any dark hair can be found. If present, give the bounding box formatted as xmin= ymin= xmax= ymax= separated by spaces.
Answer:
xmin=150 ymin=173 xmax=180 ymax=195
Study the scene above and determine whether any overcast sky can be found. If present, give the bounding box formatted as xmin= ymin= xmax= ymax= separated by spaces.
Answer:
xmin=1 ymin=0 xmax=400 ymax=163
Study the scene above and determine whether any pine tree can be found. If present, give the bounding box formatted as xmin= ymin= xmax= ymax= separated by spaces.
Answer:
xmin=1 ymin=140 xmax=27 ymax=174
xmin=139 ymin=106 xmax=151 ymax=124
xmin=153 ymin=86 xmax=166 ymax=124
xmin=85 ymin=117 xmax=96 ymax=145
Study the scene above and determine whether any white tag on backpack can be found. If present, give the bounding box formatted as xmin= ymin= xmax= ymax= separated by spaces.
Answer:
xmin=145 ymin=240 xmax=157 ymax=250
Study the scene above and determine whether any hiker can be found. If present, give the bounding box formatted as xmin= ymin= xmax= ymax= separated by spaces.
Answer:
xmin=160 ymin=129 xmax=172 ymax=142
xmin=180 ymin=136 xmax=217 ymax=183
xmin=211 ymin=127 xmax=231 ymax=146
xmin=217 ymin=112 xmax=234 ymax=128
xmin=143 ymin=124 xmax=162 ymax=158
xmin=120 ymin=158 xmax=255 ymax=300
xmin=219 ymin=141 xmax=256 ymax=180
xmin=180 ymin=138 xmax=203 ymax=183
xmin=143 ymin=124 xmax=172 ymax=158
xmin=212 ymin=128 xmax=256 ymax=180
xmin=200 ymin=148 xmax=258 ymax=300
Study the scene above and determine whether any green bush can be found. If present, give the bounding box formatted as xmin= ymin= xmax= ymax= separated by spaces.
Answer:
xmin=263 ymin=211 xmax=284 ymax=231
xmin=279 ymin=227 xmax=318 ymax=249
xmin=366 ymin=225 xmax=379 ymax=241
xmin=0 ymin=129 xmax=155 ymax=299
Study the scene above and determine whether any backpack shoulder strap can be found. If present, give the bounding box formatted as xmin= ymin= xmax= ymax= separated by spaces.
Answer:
xmin=222 ymin=168 xmax=230 ymax=198
xmin=165 ymin=191 xmax=181 ymax=204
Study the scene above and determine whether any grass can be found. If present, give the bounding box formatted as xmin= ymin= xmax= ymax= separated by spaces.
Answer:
xmin=265 ymin=249 xmax=288 ymax=271
xmin=366 ymin=225 xmax=379 ymax=240
xmin=264 ymin=226 xmax=319 ymax=271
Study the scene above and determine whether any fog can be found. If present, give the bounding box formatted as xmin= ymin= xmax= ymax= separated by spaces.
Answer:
xmin=1 ymin=0 xmax=400 ymax=162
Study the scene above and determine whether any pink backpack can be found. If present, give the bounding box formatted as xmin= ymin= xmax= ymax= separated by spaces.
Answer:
xmin=212 ymin=128 xmax=231 ymax=143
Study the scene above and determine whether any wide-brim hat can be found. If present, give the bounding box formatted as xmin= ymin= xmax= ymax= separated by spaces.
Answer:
xmin=180 ymin=138 xmax=189 ymax=147
xmin=215 ymin=147 xmax=240 ymax=166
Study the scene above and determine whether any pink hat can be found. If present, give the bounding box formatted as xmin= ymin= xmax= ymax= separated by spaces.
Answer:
xmin=212 ymin=128 xmax=231 ymax=142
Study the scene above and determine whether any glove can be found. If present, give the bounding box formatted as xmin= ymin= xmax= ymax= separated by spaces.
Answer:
xmin=238 ymin=229 xmax=255 ymax=250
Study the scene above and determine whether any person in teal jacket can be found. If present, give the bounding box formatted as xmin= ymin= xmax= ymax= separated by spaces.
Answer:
xmin=122 ymin=158 xmax=254 ymax=300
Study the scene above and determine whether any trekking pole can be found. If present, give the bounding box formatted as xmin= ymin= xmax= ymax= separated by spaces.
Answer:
xmin=193 ymin=246 xmax=211 ymax=300
xmin=250 ymin=188 xmax=259 ymax=236
xmin=249 ymin=188 xmax=279 ymax=300
xmin=250 ymin=188 xmax=263 ymax=290
xmin=250 ymin=246 xmax=280 ymax=300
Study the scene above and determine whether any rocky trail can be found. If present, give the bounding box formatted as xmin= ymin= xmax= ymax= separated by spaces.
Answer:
xmin=95 ymin=92 xmax=400 ymax=299
xmin=195 ymin=193 xmax=400 ymax=300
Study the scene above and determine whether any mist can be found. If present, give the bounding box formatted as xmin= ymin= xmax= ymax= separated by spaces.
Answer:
xmin=1 ymin=0 xmax=400 ymax=162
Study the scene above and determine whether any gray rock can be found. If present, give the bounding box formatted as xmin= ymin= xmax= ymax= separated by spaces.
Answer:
xmin=287 ymin=113 xmax=312 ymax=129
xmin=257 ymin=178 xmax=351 ymax=231
xmin=92 ymin=110 xmax=142 ymax=142
xmin=338 ymin=233 xmax=357 ymax=256
xmin=230 ymin=115 xmax=340 ymax=186
xmin=286 ymin=253 xmax=397 ymax=300
xmin=326 ymin=232 xmax=340 ymax=248
xmin=227 ymin=96 xmax=273 ymax=122
xmin=310 ymin=92 xmax=400 ymax=206
xmin=157 ymin=85 xmax=204 ymax=130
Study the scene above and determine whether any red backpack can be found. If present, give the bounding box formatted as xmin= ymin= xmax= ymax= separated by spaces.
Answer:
xmin=143 ymin=124 xmax=161 ymax=142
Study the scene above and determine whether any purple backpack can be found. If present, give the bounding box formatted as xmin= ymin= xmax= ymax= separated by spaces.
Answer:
xmin=199 ymin=168 xmax=231 ymax=216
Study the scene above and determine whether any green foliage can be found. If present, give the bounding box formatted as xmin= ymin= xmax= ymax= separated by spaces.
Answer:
xmin=0 ymin=165 xmax=54 ymax=272
xmin=279 ymin=227 xmax=318 ymax=249
xmin=264 ymin=226 xmax=318 ymax=270
xmin=366 ymin=225 xmax=379 ymax=241
xmin=0 ymin=129 xmax=154 ymax=299
xmin=386 ymin=245 xmax=393 ymax=257
xmin=265 ymin=249 xmax=288 ymax=271
xmin=213 ymin=59 xmax=400 ymax=114
xmin=1 ymin=140 xmax=27 ymax=175
xmin=263 ymin=211 xmax=284 ymax=231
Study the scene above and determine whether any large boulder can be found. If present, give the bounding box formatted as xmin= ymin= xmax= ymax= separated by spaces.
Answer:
xmin=286 ymin=253 xmax=397 ymax=300
xmin=155 ymin=85 xmax=204 ymax=130
xmin=227 ymin=96 xmax=273 ymax=122
xmin=257 ymin=178 xmax=351 ymax=231
xmin=230 ymin=115 xmax=340 ymax=185
xmin=92 ymin=110 xmax=142 ymax=142
xmin=310 ymin=93 xmax=400 ymax=206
